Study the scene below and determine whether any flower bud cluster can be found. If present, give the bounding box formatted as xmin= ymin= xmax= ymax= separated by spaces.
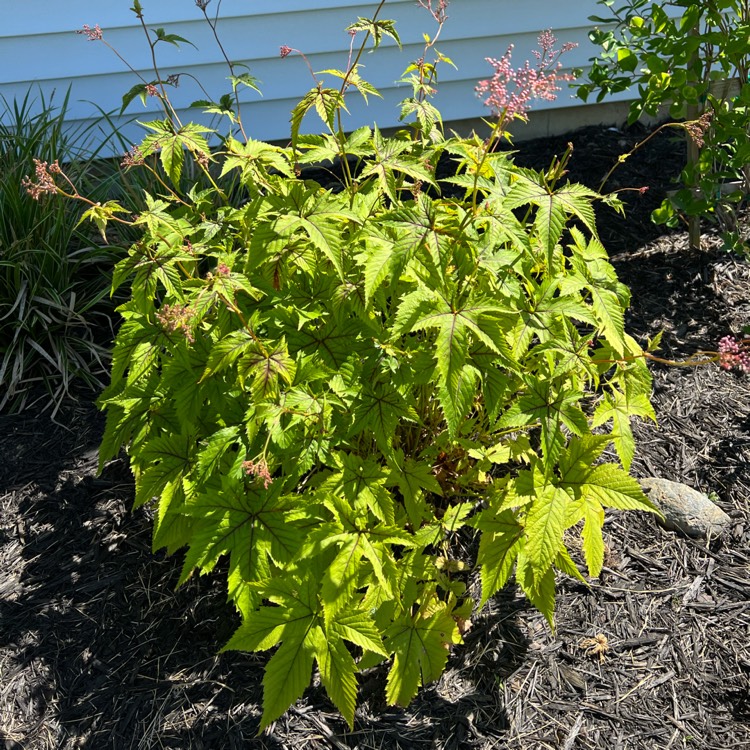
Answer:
xmin=684 ymin=111 xmax=713 ymax=149
xmin=22 ymin=159 xmax=61 ymax=200
xmin=121 ymin=144 xmax=145 ymax=168
xmin=156 ymin=304 xmax=197 ymax=344
xmin=718 ymin=335 xmax=750 ymax=373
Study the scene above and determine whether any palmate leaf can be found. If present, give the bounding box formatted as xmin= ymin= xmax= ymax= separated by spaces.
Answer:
xmin=201 ymin=329 xmax=256 ymax=381
xmin=346 ymin=17 xmax=401 ymax=49
xmin=359 ymin=128 xmax=437 ymax=202
xmin=474 ymin=507 xmax=524 ymax=605
xmin=384 ymin=606 xmax=460 ymax=706
xmin=558 ymin=434 xmax=611 ymax=481
xmin=391 ymin=289 xmax=437 ymax=336
xmin=411 ymin=298 xmax=471 ymax=382
xmin=140 ymin=121 xmax=213 ymax=186
xmin=178 ymin=481 xmax=305 ymax=586
xmin=272 ymin=188 xmax=360 ymax=279
xmin=499 ymin=373 xmax=587 ymax=463
xmin=314 ymin=484 xmax=409 ymax=597
xmin=592 ymin=386 xmax=656 ymax=470
xmin=221 ymin=138 xmax=294 ymax=188
xmin=337 ymin=453 xmax=392 ymax=522
xmin=349 ymin=382 xmax=417 ymax=457
xmin=379 ymin=193 xmax=448 ymax=270
xmin=229 ymin=72 xmax=261 ymax=94
xmin=225 ymin=574 xmax=385 ymax=729
xmin=505 ymin=279 xmax=587 ymax=359
xmin=292 ymin=318 xmax=370 ymax=369
xmin=389 ymin=453 xmax=442 ymax=527
xmin=237 ymin=340 xmax=296 ymax=398
xmin=567 ymin=230 xmax=630 ymax=355
xmin=223 ymin=580 xmax=319 ymax=730
xmin=317 ymin=65 xmax=382 ymax=104
xmin=505 ymin=170 xmax=598 ymax=264
xmin=134 ymin=431 xmax=194 ymax=509
xmin=557 ymin=436 xmax=648 ymax=578
xmin=314 ymin=606 xmax=390 ymax=727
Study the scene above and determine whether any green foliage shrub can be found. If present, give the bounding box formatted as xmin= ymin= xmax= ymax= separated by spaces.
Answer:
xmin=61 ymin=3 xmax=659 ymax=730
xmin=575 ymin=0 xmax=750 ymax=250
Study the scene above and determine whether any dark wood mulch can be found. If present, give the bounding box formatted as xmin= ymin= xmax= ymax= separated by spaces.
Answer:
xmin=1 ymin=121 xmax=750 ymax=750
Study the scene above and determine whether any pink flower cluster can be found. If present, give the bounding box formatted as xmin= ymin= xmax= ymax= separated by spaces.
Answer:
xmin=22 ymin=159 xmax=61 ymax=200
xmin=718 ymin=336 xmax=750 ymax=373
xmin=476 ymin=30 xmax=577 ymax=122
xmin=243 ymin=459 xmax=273 ymax=488
xmin=77 ymin=24 xmax=103 ymax=41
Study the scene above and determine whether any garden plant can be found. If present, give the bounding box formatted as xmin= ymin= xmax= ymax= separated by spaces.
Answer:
xmin=0 ymin=90 xmax=124 ymax=415
xmin=575 ymin=0 xmax=750 ymax=251
xmin=25 ymin=0 xmax=671 ymax=730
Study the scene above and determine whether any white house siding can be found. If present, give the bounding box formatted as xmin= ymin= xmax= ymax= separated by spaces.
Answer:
xmin=1 ymin=0 xmax=629 ymax=154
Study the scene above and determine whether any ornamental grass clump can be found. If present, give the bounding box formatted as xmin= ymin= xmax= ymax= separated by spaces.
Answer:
xmin=0 ymin=90 xmax=122 ymax=415
xmin=34 ymin=0 xmax=666 ymax=729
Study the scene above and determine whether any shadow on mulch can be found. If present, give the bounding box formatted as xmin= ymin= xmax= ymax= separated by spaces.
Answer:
xmin=2 ymin=120 xmax=750 ymax=749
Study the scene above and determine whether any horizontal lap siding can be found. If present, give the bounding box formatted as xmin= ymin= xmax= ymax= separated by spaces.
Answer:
xmin=1 ymin=0 xmax=625 ymax=153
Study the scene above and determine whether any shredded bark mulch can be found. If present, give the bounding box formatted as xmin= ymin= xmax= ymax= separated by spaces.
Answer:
xmin=2 ymin=122 xmax=750 ymax=749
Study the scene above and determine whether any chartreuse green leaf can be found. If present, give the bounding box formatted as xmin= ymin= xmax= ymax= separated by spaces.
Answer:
xmin=388 ymin=452 xmax=442 ymax=528
xmin=516 ymin=549 xmax=557 ymax=628
xmin=310 ymin=626 xmax=358 ymax=725
xmin=593 ymin=383 xmax=656 ymax=471
xmin=384 ymin=606 xmax=460 ymax=706
xmin=581 ymin=497 xmax=606 ymax=578
xmin=524 ymin=480 xmax=570 ymax=574
xmin=506 ymin=169 xmax=598 ymax=264
xmin=473 ymin=504 xmax=524 ymax=606
xmin=178 ymin=481 xmax=305 ymax=586
xmin=134 ymin=431 xmax=194 ymax=509
xmin=582 ymin=465 xmax=660 ymax=513
xmin=222 ymin=577 xmax=320 ymax=729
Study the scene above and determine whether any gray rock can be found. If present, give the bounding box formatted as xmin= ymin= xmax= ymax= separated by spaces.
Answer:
xmin=638 ymin=477 xmax=731 ymax=539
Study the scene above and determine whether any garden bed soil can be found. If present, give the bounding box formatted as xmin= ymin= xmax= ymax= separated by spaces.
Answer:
xmin=2 ymin=121 xmax=750 ymax=749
